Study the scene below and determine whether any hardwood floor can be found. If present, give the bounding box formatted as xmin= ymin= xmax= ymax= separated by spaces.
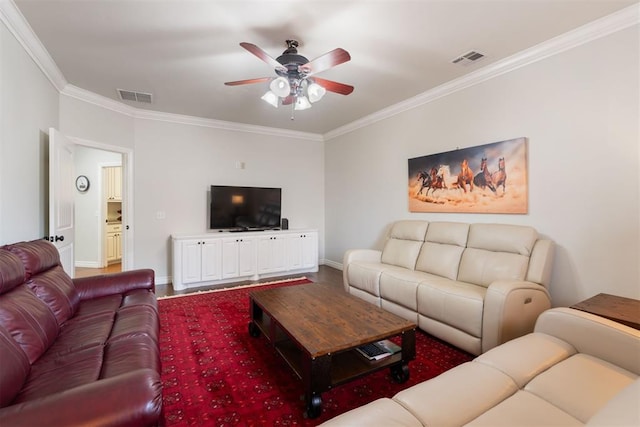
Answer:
xmin=75 ymin=262 xmax=122 ymax=278
xmin=155 ymin=264 xmax=344 ymax=298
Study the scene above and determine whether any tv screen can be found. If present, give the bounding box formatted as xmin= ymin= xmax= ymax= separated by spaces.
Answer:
xmin=209 ymin=185 xmax=281 ymax=230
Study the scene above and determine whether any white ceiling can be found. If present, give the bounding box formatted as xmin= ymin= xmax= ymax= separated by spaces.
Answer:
xmin=13 ymin=0 xmax=638 ymax=135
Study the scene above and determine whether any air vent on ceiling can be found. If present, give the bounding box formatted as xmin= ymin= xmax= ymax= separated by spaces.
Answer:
xmin=117 ymin=89 xmax=153 ymax=103
xmin=452 ymin=50 xmax=485 ymax=65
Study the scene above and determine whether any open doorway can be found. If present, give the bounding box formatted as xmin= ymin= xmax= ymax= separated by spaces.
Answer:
xmin=73 ymin=146 xmax=126 ymax=278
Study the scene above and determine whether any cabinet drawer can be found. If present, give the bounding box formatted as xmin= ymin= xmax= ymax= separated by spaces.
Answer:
xmin=107 ymin=223 xmax=122 ymax=233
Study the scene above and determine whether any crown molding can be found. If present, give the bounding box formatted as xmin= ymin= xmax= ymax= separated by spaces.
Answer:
xmin=134 ymin=109 xmax=324 ymax=142
xmin=323 ymin=3 xmax=640 ymax=141
xmin=62 ymin=84 xmax=137 ymax=117
xmin=61 ymin=84 xmax=323 ymax=141
xmin=0 ymin=0 xmax=67 ymax=91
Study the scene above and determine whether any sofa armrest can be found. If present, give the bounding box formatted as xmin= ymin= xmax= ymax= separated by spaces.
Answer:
xmin=342 ymin=249 xmax=382 ymax=292
xmin=0 ymin=369 xmax=162 ymax=427
xmin=73 ymin=269 xmax=155 ymax=300
xmin=535 ymin=307 xmax=640 ymax=375
xmin=482 ymin=280 xmax=551 ymax=353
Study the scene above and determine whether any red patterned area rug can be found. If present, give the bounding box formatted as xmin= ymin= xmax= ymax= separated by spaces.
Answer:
xmin=159 ymin=279 xmax=473 ymax=426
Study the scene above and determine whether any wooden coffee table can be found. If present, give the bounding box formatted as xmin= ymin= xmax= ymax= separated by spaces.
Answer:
xmin=248 ymin=282 xmax=416 ymax=418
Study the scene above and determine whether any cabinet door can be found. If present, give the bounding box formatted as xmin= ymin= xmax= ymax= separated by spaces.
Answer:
xmin=237 ymin=238 xmax=256 ymax=277
xmin=113 ymin=166 xmax=122 ymax=200
xmin=301 ymin=232 xmax=318 ymax=269
xmin=106 ymin=166 xmax=122 ymax=200
xmin=287 ymin=232 xmax=318 ymax=270
xmin=257 ymin=235 xmax=287 ymax=274
xmin=181 ymin=239 xmax=203 ymax=284
xmin=106 ymin=233 xmax=117 ymax=261
xmin=201 ymin=239 xmax=222 ymax=281
xmin=221 ymin=238 xmax=240 ymax=279
xmin=115 ymin=233 xmax=122 ymax=260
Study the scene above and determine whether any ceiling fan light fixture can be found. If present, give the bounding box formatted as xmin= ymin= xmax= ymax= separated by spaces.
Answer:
xmin=269 ymin=77 xmax=290 ymax=97
xmin=307 ymin=82 xmax=326 ymax=103
xmin=294 ymin=95 xmax=312 ymax=111
xmin=261 ymin=91 xmax=279 ymax=108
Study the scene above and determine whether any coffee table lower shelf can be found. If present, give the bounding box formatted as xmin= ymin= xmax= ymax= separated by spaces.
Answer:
xmin=249 ymin=305 xmax=414 ymax=418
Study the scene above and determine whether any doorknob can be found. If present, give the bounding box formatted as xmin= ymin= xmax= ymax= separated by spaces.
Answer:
xmin=55 ymin=235 xmax=64 ymax=242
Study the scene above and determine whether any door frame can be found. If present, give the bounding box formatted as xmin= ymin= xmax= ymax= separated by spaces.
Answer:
xmin=68 ymin=136 xmax=134 ymax=270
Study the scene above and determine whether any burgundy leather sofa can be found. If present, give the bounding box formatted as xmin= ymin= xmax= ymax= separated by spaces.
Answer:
xmin=0 ymin=239 xmax=162 ymax=426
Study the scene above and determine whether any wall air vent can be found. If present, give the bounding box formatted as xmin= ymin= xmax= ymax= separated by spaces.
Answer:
xmin=452 ymin=50 xmax=485 ymax=65
xmin=117 ymin=89 xmax=153 ymax=103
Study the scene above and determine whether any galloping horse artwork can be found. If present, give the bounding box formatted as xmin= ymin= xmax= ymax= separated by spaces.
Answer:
xmin=408 ymin=137 xmax=528 ymax=213
xmin=473 ymin=158 xmax=497 ymax=193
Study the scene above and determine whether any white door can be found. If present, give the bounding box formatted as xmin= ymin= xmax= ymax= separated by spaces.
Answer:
xmin=49 ymin=128 xmax=75 ymax=276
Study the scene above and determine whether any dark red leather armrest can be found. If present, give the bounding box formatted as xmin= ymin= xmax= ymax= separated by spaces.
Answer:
xmin=73 ymin=269 xmax=155 ymax=300
xmin=0 ymin=369 xmax=162 ymax=427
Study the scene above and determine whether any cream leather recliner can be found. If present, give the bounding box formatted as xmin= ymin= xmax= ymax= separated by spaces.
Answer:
xmin=343 ymin=220 xmax=555 ymax=355
xmin=320 ymin=308 xmax=640 ymax=426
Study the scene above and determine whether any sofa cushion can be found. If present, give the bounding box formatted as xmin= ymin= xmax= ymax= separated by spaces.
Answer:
xmin=347 ymin=261 xmax=404 ymax=298
xmin=0 ymin=324 xmax=30 ymax=407
xmin=14 ymin=345 xmax=104 ymax=403
xmin=0 ymin=286 xmax=60 ymax=364
xmin=47 ymin=312 xmax=115 ymax=357
xmin=475 ymin=332 xmax=575 ymax=388
xmin=380 ymin=270 xmax=425 ymax=311
xmin=27 ymin=265 xmax=79 ymax=325
xmin=465 ymin=390 xmax=583 ymax=426
xmin=393 ymin=361 xmax=518 ymax=426
xmin=458 ymin=248 xmax=529 ymax=287
xmin=7 ymin=240 xmax=61 ymax=281
xmin=415 ymin=242 xmax=464 ymax=280
xmin=416 ymin=277 xmax=486 ymax=337
xmin=0 ymin=250 xmax=26 ymax=294
xmin=380 ymin=221 xmax=428 ymax=270
xmin=109 ymin=306 xmax=159 ymax=344
xmin=467 ymin=223 xmax=537 ymax=256
xmin=524 ymin=353 xmax=637 ymax=423
xmin=586 ymin=379 xmax=640 ymax=426
xmin=415 ymin=222 xmax=468 ymax=280
xmin=101 ymin=335 xmax=161 ymax=379
xmin=319 ymin=398 xmax=423 ymax=427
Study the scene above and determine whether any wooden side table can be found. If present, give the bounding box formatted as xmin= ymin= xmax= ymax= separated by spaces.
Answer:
xmin=570 ymin=293 xmax=640 ymax=330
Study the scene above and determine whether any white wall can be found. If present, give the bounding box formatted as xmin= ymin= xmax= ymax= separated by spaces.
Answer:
xmin=58 ymin=95 xmax=325 ymax=283
xmin=325 ymin=26 xmax=640 ymax=306
xmin=0 ymin=20 xmax=58 ymax=244
xmin=59 ymin=95 xmax=134 ymax=150
xmin=133 ymin=118 xmax=325 ymax=283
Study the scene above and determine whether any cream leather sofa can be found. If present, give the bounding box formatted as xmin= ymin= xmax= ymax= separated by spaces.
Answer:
xmin=321 ymin=307 xmax=640 ymax=426
xmin=343 ymin=221 xmax=555 ymax=355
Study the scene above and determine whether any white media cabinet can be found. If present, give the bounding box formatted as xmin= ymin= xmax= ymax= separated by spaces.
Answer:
xmin=171 ymin=229 xmax=318 ymax=291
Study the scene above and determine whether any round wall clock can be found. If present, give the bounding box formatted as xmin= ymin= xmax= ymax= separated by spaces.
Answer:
xmin=75 ymin=175 xmax=90 ymax=192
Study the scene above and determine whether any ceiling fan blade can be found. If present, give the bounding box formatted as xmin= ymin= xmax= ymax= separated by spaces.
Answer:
xmin=239 ymin=42 xmax=287 ymax=73
xmin=224 ymin=77 xmax=271 ymax=86
xmin=313 ymin=77 xmax=354 ymax=95
xmin=300 ymin=48 xmax=351 ymax=76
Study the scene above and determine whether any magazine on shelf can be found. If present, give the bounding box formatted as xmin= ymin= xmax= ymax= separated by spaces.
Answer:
xmin=356 ymin=339 xmax=402 ymax=361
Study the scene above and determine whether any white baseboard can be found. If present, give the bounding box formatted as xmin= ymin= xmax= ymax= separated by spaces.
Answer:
xmin=74 ymin=261 xmax=101 ymax=268
xmin=322 ymin=259 xmax=343 ymax=270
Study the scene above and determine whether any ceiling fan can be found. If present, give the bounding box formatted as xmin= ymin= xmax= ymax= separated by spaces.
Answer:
xmin=224 ymin=40 xmax=354 ymax=113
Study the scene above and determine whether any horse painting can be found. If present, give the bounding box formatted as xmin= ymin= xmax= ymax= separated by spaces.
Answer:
xmin=491 ymin=157 xmax=507 ymax=193
xmin=473 ymin=158 xmax=497 ymax=193
xmin=456 ymin=159 xmax=474 ymax=193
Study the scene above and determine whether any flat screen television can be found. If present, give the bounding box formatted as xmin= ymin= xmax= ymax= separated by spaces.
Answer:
xmin=209 ymin=185 xmax=282 ymax=231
